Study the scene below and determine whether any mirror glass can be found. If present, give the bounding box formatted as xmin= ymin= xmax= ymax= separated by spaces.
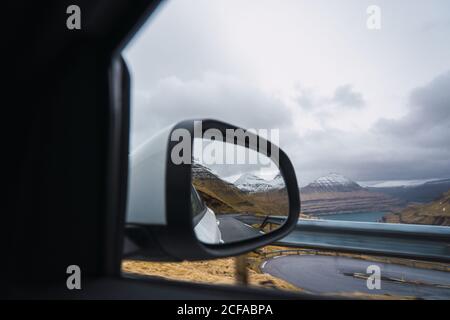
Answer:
xmin=191 ymin=138 xmax=289 ymax=244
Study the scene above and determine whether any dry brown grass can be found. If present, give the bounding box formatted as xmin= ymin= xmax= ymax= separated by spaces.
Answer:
xmin=123 ymin=257 xmax=300 ymax=292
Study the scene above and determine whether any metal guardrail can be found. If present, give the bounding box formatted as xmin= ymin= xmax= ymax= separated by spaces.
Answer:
xmin=276 ymin=219 xmax=450 ymax=262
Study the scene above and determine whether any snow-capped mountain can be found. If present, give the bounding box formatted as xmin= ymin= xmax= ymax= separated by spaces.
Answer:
xmin=234 ymin=173 xmax=285 ymax=193
xmin=272 ymin=173 xmax=284 ymax=187
xmin=301 ymin=173 xmax=362 ymax=193
xmin=299 ymin=173 xmax=404 ymax=215
xmin=191 ymin=162 xmax=289 ymax=216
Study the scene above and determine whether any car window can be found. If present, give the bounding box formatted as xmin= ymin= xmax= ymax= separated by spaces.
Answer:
xmin=123 ymin=0 xmax=450 ymax=298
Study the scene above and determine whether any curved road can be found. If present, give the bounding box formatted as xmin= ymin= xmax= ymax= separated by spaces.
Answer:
xmin=217 ymin=216 xmax=264 ymax=243
xmin=261 ymin=255 xmax=450 ymax=299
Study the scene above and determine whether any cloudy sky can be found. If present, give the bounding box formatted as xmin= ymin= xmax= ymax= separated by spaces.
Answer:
xmin=124 ymin=0 xmax=450 ymax=186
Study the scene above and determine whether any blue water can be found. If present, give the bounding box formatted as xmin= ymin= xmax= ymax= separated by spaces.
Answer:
xmin=319 ymin=211 xmax=388 ymax=222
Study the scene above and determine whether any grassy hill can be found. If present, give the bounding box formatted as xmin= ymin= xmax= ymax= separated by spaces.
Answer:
xmin=192 ymin=163 xmax=289 ymax=216
xmin=383 ymin=190 xmax=450 ymax=226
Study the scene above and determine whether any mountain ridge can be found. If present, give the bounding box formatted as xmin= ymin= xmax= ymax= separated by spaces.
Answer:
xmin=302 ymin=173 xmax=363 ymax=193
xmin=192 ymin=162 xmax=289 ymax=216
xmin=367 ymin=178 xmax=450 ymax=204
xmin=234 ymin=172 xmax=285 ymax=193
xmin=300 ymin=173 xmax=404 ymax=216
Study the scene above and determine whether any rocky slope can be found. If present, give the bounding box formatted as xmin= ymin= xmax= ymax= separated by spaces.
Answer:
xmin=192 ymin=162 xmax=289 ymax=216
xmin=383 ymin=190 xmax=450 ymax=226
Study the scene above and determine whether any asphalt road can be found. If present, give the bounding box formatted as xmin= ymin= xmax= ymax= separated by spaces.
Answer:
xmin=217 ymin=215 xmax=264 ymax=243
xmin=261 ymin=255 xmax=450 ymax=299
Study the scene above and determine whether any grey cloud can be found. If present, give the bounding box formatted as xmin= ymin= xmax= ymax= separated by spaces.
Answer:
xmin=293 ymin=71 xmax=450 ymax=184
xmin=295 ymin=87 xmax=320 ymax=110
xmin=130 ymin=70 xmax=450 ymax=185
xmin=131 ymin=73 xmax=293 ymax=149
xmin=124 ymin=0 xmax=450 ymax=186
xmin=292 ymin=128 xmax=450 ymax=185
xmin=332 ymin=85 xmax=365 ymax=108
xmin=374 ymin=70 xmax=450 ymax=147
xmin=420 ymin=19 xmax=450 ymax=33
xmin=130 ymin=71 xmax=450 ymax=185
xmin=124 ymin=1 xmax=240 ymax=89
xmin=295 ymin=84 xmax=365 ymax=112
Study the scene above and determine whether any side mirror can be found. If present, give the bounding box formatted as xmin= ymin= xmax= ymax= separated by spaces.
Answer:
xmin=124 ymin=119 xmax=300 ymax=261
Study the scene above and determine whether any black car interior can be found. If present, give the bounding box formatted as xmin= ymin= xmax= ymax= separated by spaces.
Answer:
xmin=3 ymin=0 xmax=320 ymax=299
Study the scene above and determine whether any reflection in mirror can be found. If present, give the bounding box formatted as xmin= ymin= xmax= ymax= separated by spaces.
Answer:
xmin=192 ymin=138 xmax=288 ymax=244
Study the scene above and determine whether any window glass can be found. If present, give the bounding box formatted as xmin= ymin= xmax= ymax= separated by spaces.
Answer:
xmin=123 ymin=0 xmax=450 ymax=298
xmin=124 ymin=0 xmax=450 ymax=227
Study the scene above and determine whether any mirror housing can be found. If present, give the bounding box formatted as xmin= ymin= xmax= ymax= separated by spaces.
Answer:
xmin=124 ymin=119 xmax=300 ymax=261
